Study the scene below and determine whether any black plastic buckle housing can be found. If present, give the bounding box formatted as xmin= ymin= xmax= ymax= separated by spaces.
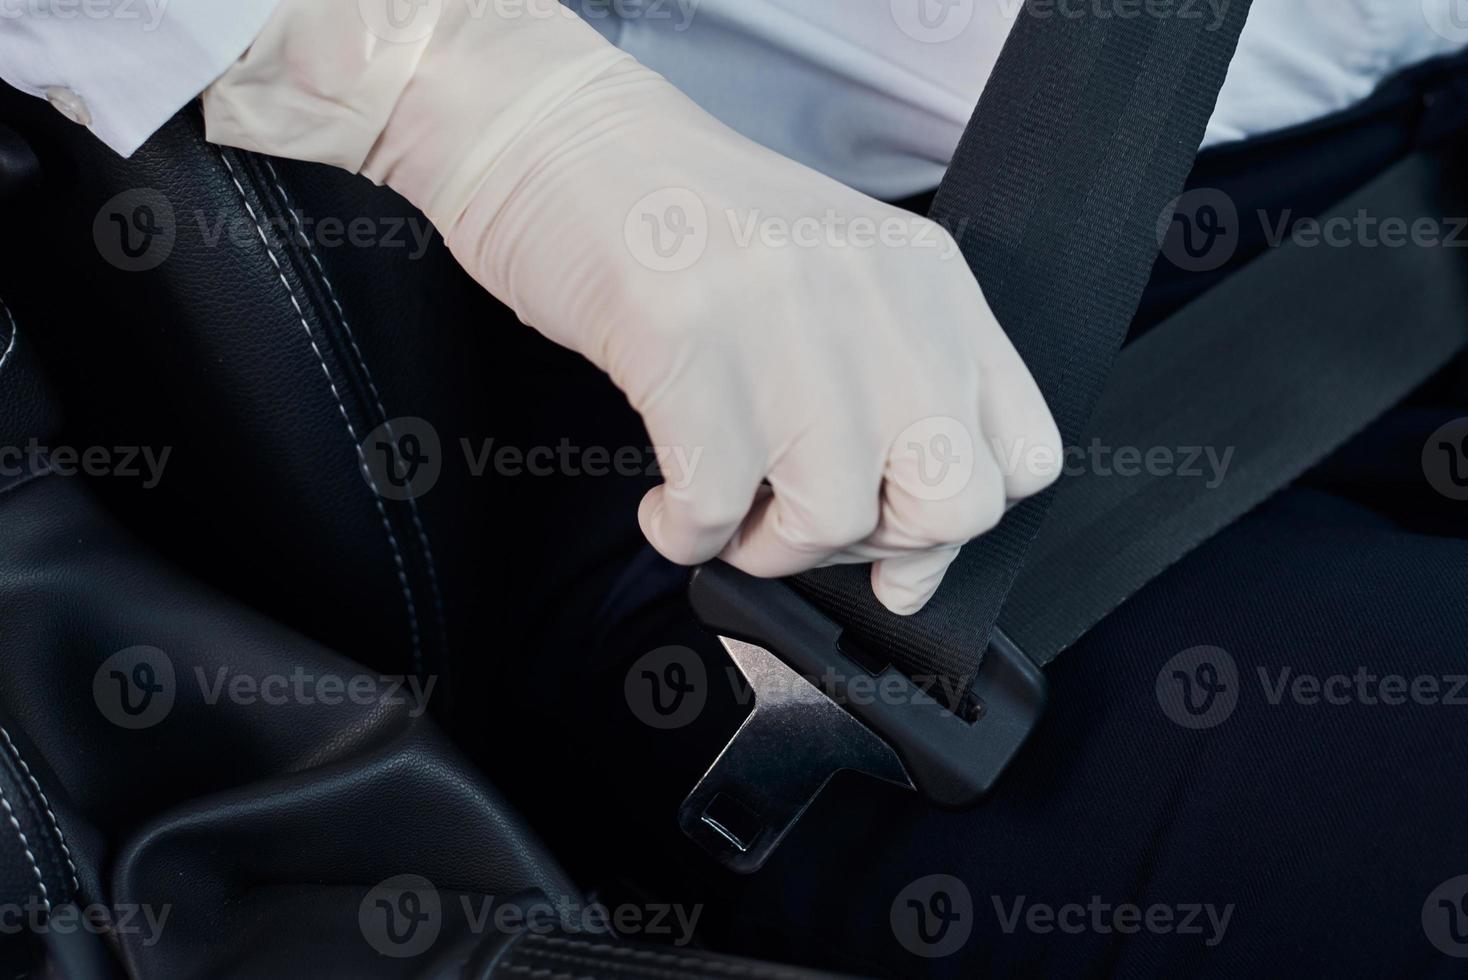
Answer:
xmin=680 ymin=561 xmax=1047 ymax=872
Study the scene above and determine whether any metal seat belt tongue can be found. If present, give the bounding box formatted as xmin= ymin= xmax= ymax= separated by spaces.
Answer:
xmin=678 ymin=560 xmax=1046 ymax=874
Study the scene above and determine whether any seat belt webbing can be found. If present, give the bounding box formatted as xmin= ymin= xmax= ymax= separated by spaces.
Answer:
xmin=793 ymin=0 xmax=1256 ymax=698
xmin=1000 ymin=148 xmax=1468 ymax=664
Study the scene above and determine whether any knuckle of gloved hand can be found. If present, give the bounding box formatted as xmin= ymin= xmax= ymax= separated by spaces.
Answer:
xmin=786 ymin=498 xmax=879 ymax=552
xmin=892 ymin=485 xmax=1002 ymax=547
xmin=683 ymin=483 xmax=755 ymax=536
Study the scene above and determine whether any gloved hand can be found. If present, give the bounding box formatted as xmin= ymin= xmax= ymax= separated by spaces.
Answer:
xmin=204 ymin=0 xmax=1061 ymax=614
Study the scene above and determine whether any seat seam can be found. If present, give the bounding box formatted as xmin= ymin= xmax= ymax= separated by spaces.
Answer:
xmin=497 ymin=962 xmax=594 ymax=980
xmin=259 ymin=157 xmax=449 ymax=670
xmin=526 ymin=936 xmax=806 ymax=980
xmin=0 ymin=727 xmax=79 ymax=895
xmin=215 ymin=146 xmax=424 ymax=679
xmin=0 ymin=781 xmax=49 ymax=915
xmin=514 ymin=943 xmax=741 ymax=980
xmin=0 ymin=297 xmax=17 ymax=377
xmin=0 ymin=307 xmax=59 ymax=502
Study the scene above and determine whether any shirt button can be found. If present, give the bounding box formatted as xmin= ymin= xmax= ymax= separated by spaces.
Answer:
xmin=43 ymin=86 xmax=92 ymax=126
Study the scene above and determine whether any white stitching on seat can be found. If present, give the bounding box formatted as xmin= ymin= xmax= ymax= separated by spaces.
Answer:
xmin=216 ymin=149 xmax=423 ymax=677
xmin=515 ymin=942 xmax=778 ymax=980
xmin=0 ymin=727 xmax=79 ymax=895
xmin=261 ymin=159 xmax=448 ymax=665
xmin=527 ymin=935 xmax=806 ymax=980
xmin=0 ymin=297 xmax=18 ymax=376
xmin=0 ymin=784 xmax=49 ymax=915
xmin=498 ymin=964 xmax=593 ymax=980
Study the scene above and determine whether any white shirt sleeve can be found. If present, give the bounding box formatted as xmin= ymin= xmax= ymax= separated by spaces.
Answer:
xmin=0 ymin=0 xmax=283 ymax=157
xmin=572 ymin=0 xmax=1468 ymax=199
xmin=1203 ymin=0 xmax=1468 ymax=147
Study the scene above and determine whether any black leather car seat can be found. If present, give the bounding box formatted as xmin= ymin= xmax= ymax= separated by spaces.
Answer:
xmin=0 ymin=89 xmax=656 ymax=749
xmin=0 ymin=88 xmax=844 ymax=977
xmin=0 ymin=258 xmax=843 ymax=979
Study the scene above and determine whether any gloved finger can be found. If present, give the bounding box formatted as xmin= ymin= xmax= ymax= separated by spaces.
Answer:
xmin=636 ymin=430 xmax=767 ymax=567
xmin=815 ymin=499 xmax=1022 ymax=568
xmin=810 ymin=538 xmax=954 ymax=567
xmin=718 ymin=448 xmax=883 ymax=578
xmin=813 ymin=542 xmax=912 ymax=566
xmin=974 ymin=329 xmax=1063 ymax=500
xmin=871 ymin=545 xmax=963 ymax=616
xmin=795 ymin=414 xmax=1005 ymax=575
xmin=862 ymin=415 xmax=1007 ymax=553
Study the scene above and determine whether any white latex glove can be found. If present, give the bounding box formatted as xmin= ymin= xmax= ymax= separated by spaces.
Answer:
xmin=205 ymin=0 xmax=1061 ymax=615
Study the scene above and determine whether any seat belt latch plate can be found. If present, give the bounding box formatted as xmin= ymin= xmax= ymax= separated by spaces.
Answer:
xmin=679 ymin=561 xmax=1048 ymax=873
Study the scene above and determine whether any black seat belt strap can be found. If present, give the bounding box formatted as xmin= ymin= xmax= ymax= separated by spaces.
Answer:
xmin=1000 ymin=148 xmax=1468 ymax=663
xmin=793 ymin=0 xmax=1257 ymax=700
xmin=684 ymin=145 xmax=1468 ymax=869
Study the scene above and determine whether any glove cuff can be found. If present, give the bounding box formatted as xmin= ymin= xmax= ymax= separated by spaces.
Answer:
xmin=203 ymin=0 xmax=632 ymax=232
xmin=202 ymin=0 xmax=431 ymax=172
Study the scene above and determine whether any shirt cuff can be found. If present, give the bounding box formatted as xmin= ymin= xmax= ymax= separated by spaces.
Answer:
xmin=0 ymin=0 xmax=284 ymax=158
